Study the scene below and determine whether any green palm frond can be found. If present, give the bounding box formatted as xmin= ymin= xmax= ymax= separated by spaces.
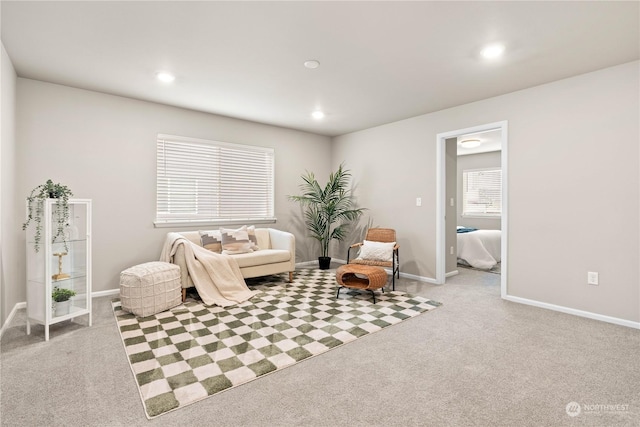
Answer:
xmin=288 ymin=163 xmax=365 ymax=258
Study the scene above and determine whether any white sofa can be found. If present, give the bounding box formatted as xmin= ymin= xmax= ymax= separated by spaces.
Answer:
xmin=170 ymin=228 xmax=295 ymax=299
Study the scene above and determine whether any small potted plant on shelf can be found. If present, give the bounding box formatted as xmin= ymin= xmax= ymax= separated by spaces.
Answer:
xmin=52 ymin=286 xmax=76 ymax=316
xmin=288 ymin=163 xmax=365 ymax=269
xmin=22 ymin=179 xmax=74 ymax=253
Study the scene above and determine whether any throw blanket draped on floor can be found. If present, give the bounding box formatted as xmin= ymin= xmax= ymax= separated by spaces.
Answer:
xmin=160 ymin=233 xmax=257 ymax=307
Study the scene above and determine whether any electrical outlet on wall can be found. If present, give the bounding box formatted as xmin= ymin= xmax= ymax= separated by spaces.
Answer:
xmin=587 ymin=272 xmax=599 ymax=285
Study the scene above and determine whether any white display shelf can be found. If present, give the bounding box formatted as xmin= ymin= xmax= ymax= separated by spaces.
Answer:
xmin=26 ymin=198 xmax=92 ymax=341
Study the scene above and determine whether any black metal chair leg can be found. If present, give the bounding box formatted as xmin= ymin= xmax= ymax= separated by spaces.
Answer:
xmin=336 ymin=287 xmax=342 ymax=299
xmin=395 ymin=248 xmax=400 ymax=290
xmin=370 ymin=290 xmax=376 ymax=304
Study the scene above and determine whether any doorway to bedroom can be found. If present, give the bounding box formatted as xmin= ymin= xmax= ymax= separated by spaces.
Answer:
xmin=436 ymin=121 xmax=508 ymax=298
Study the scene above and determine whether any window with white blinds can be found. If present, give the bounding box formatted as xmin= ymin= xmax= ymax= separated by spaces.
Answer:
xmin=156 ymin=134 xmax=275 ymax=226
xmin=462 ymin=168 xmax=502 ymax=217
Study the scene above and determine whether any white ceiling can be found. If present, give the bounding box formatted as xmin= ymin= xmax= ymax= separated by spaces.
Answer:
xmin=2 ymin=1 xmax=638 ymax=137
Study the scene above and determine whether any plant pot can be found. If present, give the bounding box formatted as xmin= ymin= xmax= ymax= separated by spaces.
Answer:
xmin=318 ymin=256 xmax=331 ymax=270
xmin=54 ymin=300 xmax=71 ymax=317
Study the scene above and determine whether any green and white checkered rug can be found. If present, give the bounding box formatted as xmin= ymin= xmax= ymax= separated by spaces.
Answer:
xmin=112 ymin=268 xmax=441 ymax=418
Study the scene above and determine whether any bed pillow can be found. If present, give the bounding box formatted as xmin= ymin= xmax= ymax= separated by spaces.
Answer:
xmin=220 ymin=226 xmax=254 ymax=254
xmin=199 ymin=230 xmax=222 ymax=253
xmin=358 ymin=240 xmax=395 ymax=262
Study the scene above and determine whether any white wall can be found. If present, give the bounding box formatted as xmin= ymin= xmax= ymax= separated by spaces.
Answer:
xmin=1 ymin=43 xmax=18 ymax=328
xmin=15 ymin=79 xmax=332 ymax=301
xmin=333 ymin=61 xmax=639 ymax=323
xmin=445 ymin=138 xmax=457 ymax=273
xmin=9 ymin=61 xmax=639 ymax=326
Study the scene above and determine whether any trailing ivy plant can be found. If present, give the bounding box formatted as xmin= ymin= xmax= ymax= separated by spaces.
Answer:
xmin=22 ymin=179 xmax=74 ymax=252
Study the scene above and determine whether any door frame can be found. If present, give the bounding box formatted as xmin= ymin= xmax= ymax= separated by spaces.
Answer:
xmin=436 ymin=121 xmax=508 ymax=298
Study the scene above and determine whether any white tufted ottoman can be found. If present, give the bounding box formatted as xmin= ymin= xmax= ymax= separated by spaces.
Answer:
xmin=119 ymin=261 xmax=181 ymax=317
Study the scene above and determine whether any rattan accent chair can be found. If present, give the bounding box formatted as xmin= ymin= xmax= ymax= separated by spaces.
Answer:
xmin=347 ymin=228 xmax=400 ymax=290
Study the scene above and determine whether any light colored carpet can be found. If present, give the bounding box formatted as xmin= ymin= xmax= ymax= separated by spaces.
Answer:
xmin=112 ymin=268 xmax=439 ymax=418
xmin=1 ymin=265 xmax=638 ymax=426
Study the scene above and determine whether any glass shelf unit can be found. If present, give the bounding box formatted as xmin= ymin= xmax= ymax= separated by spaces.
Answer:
xmin=26 ymin=199 xmax=92 ymax=341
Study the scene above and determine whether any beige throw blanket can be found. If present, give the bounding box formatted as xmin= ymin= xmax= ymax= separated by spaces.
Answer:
xmin=160 ymin=233 xmax=257 ymax=307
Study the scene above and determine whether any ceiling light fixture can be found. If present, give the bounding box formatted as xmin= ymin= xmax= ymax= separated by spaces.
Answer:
xmin=480 ymin=43 xmax=505 ymax=59
xmin=460 ymin=139 xmax=481 ymax=148
xmin=312 ymin=110 xmax=325 ymax=120
xmin=304 ymin=60 xmax=320 ymax=69
xmin=156 ymin=71 xmax=175 ymax=83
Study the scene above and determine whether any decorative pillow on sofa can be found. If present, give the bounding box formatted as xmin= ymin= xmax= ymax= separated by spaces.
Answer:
xmin=199 ymin=230 xmax=222 ymax=253
xmin=220 ymin=226 xmax=254 ymax=254
xmin=358 ymin=240 xmax=396 ymax=262
xmin=246 ymin=225 xmax=260 ymax=251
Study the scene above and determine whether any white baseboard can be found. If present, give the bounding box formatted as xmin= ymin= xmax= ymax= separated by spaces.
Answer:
xmin=295 ymin=261 xmax=322 ymax=267
xmin=0 ymin=302 xmax=27 ymax=339
xmin=331 ymin=264 xmax=637 ymax=328
xmin=0 ymin=289 xmax=121 ymax=338
xmin=7 ymin=277 xmax=633 ymax=333
xmin=400 ymin=271 xmax=439 ymax=284
xmin=503 ymin=295 xmax=640 ymax=329
xmin=92 ymin=288 xmax=120 ymax=298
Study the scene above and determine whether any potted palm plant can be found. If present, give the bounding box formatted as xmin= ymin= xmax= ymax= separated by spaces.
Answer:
xmin=289 ymin=163 xmax=365 ymax=269
xmin=22 ymin=179 xmax=74 ymax=253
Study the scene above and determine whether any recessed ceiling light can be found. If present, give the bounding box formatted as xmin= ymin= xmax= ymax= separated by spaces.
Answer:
xmin=156 ymin=72 xmax=175 ymax=83
xmin=460 ymin=139 xmax=481 ymax=148
xmin=304 ymin=60 xmax=320 ymax=69
xmin=312 ymin=110 xmax=325 ymax=120
xmin=480 ymin=44 xmax=505 ymax=59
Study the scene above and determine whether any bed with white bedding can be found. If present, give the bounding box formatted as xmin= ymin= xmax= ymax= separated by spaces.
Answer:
xmin=456 ymin=227 xmax=501 ymax=270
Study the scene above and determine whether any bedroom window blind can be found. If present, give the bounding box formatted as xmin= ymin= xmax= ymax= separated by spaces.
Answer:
xmin=155 ymin=134 xmax=275 ymax=226
xmin=462 ymin=168 xmax=502 ymax=217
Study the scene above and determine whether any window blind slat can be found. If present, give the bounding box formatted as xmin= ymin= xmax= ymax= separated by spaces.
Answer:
xmin=156 ymin=135 xmax=274 ymax=223
xmin=462 ymin=168 xmax=502 ymax=216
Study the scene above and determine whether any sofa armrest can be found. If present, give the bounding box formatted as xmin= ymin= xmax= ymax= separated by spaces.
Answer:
xmin=172 ymin=243 xmax=191 ymax=289
xmin=268 ymin=228 xmax=296 ymax=267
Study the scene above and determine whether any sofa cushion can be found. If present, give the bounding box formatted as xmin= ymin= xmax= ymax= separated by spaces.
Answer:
xmin=230 ymin=249 xmax=291 ymax=268
xmin=254 ymin=228 xmax=271 ymax=250
xmin=246 ymin=225 xmax=260 ymax=251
